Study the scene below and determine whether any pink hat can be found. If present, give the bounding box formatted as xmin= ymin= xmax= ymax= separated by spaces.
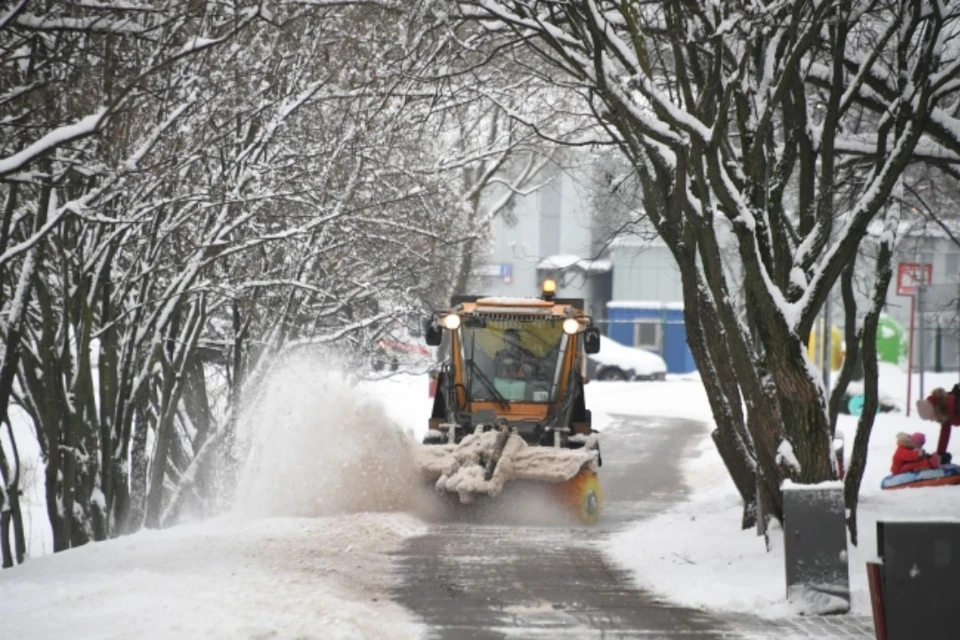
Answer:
xmin=910 ymin=432 xmax=926 ymax=447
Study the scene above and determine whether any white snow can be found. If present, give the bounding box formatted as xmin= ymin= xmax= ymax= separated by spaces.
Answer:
xmin=606 ymin=366 xmax=960 ymax=619
xmin=776 ymin=439 xmax=802 ymax=474
xmin=7 ymin=339 xmax=959 ymax=634
xmin=473 ymin=296 xmax=552 ymax=306
xmin=537 ymin=254 xmax=613 ymax=273
xmin=421 ymin=430 xmax=597 ymax=503
xmin=2 ymin=358 xmax=436 ymax=638
xmin=0 ymin=513 xmax=426 ymax=640
xmin=0 ymin=110 xmax=105 ymax=176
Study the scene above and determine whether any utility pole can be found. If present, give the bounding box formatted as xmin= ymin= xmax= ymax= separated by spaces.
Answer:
xmin=918 ymin=285 xmax=926 ymax=400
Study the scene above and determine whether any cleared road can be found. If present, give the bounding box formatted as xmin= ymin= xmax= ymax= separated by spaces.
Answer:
xmin=390 ymin=415 xmax=748 ymax=639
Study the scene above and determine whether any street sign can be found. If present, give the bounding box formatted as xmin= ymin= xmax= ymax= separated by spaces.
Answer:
xmin=475 ymin=263 xmax=513 ymax=283
xmin=896 ymin=262 xmax=932 ymax=296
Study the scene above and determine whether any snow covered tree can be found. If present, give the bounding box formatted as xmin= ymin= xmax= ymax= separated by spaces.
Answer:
xmin=454 ymin=0 xmax=960 ymax=528
xmin=0 ymin=0 xmax=264 ymax=552
xmin=1 ymin=0 xmax=534 ymax=554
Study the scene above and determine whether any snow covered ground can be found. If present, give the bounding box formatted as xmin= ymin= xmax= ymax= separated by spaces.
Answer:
xmin=0 ymin=360 xmax=437 ymax=640
xmin=606 ymin=364 xmax=960 ymax=619
xmin=0 ymin=513 xmax=426 ymax=640
xmin=4 ymin=352 xmax=959 ymax=636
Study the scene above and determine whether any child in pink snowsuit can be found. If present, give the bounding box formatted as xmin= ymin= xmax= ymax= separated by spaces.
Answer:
xmin=891 ymin=432 xmax=941 ymax=475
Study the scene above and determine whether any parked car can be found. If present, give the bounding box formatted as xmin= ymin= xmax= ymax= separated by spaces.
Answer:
xmin=587 ymin=335 xmax=667 ymax=381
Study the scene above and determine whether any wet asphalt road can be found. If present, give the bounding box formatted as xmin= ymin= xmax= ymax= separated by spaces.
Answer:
xmin=390 ymin=415 xmax=750 ymax=639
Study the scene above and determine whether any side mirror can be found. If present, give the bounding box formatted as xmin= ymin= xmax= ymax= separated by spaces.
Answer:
xmin=584 ymin=327 xmax=600 ymax=354
xmin=424 ymin=318 xmax=443 ymax=347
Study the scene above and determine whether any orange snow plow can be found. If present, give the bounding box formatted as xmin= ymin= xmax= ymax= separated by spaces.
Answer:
xmin=419 ymin=280 xmax=604 ymax=523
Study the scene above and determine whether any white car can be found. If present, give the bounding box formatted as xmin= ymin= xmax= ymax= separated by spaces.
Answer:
xmin=586 ymin=335 xmax=667 ymax=381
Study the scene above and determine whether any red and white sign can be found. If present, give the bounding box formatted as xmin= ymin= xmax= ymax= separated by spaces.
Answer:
xmin=898 ymin=262 xmax=933 ymax=417
xmin=896 ymin=262 xmax=932 ymax=296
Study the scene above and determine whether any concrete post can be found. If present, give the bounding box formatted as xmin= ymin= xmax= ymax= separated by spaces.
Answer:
xmin=782 ymin=481 xmax=850 ymax=615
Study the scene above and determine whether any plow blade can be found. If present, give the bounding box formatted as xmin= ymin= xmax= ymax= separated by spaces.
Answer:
xmin=417 ymin=430 xmax=602 ymax=523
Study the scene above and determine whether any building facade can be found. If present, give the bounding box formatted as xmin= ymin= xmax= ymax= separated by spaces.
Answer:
xmin=475 ymin=167 xmax=696 ymax=373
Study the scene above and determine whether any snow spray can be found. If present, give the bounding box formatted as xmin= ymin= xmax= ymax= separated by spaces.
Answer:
xmin=232 ymin=350 xmax=424 ymax=518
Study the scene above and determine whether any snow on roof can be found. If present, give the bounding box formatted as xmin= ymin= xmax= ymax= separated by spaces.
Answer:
xmin=607 ymin=300 xmax=684 ymax=311
xmin=537 ymin=254 xmax=612 ymax=273
xmin=474 ymin=296 xmax=548 ymax=305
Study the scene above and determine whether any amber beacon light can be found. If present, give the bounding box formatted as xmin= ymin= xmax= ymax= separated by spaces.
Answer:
xmin=541 ymin=279 xmax=557 ymax=300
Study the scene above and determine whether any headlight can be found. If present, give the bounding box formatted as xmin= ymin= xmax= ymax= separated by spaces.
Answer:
xmin=441 ymin=314 xmax=461 ymax=330
xmin=562 ymin=318 xmax=580 ymax=335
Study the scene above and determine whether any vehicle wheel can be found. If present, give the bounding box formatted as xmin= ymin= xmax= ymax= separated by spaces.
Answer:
xmin=372 ymin=359 xmax=384 ymax=372
xmin=597 ymin=367 xmax=627 ymax=381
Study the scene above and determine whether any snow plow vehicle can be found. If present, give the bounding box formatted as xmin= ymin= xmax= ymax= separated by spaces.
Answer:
xmin=419 ymin=280 xmax=604 ymax=523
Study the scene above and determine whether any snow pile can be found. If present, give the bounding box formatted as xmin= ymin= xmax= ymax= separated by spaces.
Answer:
xmin=786 ymin=583 xmax=852 ymax=617
xmin=605 ymin=369 xmax=960 ymax=619
xmin=421 ymin=430 xmax=597 ymax=503
xmin=0 ymin=358 xmax=434 ymax=639
xmin=233 ymin=352 xmax=424 ymax=518
xmin=0 ymin=513 xmax=426 ymax=640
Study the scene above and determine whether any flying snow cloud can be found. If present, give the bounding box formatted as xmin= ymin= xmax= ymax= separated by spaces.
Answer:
xmin=233 ymin=351 xmax=422 ymax=518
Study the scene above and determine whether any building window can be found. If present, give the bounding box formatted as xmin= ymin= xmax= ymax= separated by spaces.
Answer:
xmin=634 ymin=321 xmax=661 ymax=351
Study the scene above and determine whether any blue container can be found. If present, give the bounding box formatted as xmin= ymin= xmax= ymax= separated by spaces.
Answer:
xmin=604 ymin=302 xmax=697 ymax=374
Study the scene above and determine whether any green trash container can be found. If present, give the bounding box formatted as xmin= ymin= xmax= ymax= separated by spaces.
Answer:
xmin=876 ymin=315 xmax=907 ymax=366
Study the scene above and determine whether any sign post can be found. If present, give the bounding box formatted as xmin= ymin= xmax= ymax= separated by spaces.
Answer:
xmin=896 ymin=263 xmax=932 ymax=416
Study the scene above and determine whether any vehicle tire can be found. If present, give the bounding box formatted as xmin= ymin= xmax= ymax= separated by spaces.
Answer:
xmin=597 ymin=367 xmax=628 ymax=381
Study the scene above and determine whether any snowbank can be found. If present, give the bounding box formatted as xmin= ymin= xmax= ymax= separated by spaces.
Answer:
xmin=1 ymin=358 xmax=436 ymax=639
xmin=606 ymin=368 xmax=960 ymax=618
xmin=0 ymin=513 xmax=426 ymax=640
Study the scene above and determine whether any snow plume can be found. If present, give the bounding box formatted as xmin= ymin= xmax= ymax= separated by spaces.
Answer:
xmin=232 ymin=351 xmax=422 ymax=518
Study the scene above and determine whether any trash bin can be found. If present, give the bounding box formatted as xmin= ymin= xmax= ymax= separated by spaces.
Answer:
xmin=782 ymin=481 xmax=851 ymax=614
xmin=875 ymin=519 xmax=960 ymax=640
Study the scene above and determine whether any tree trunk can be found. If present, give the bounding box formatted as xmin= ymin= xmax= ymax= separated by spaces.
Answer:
xmin=97 ymin=257 xmax=119 ymax=537
xmin=125 ymin=402 xmax=151 ymax=533
xmin=711 ymin=429 xmax=757 ymax=528
xmin=144 ymin=362 xmax=177 ymax=529
xmin=845 ymin=240 xmax=895 ymax=545
xmin=0 ymin=419 xmax=27 ymax=567
xmin=679 ymin=257 xmax=757 ymax=525
xmin=829 ymin=263 xmax=862 ymax=436
xmin=0 ymin=444 xmax=15 ymax=568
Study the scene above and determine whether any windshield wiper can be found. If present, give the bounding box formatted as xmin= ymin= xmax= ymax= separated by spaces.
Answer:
xmin=465 ymin=358 xmax=510 ymax=409
xmin=467 ymin=333 xmax=509 ymax=409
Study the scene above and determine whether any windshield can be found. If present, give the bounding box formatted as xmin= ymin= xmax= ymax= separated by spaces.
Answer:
xmin=459 ymin=316 xmax=566 ymax=404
